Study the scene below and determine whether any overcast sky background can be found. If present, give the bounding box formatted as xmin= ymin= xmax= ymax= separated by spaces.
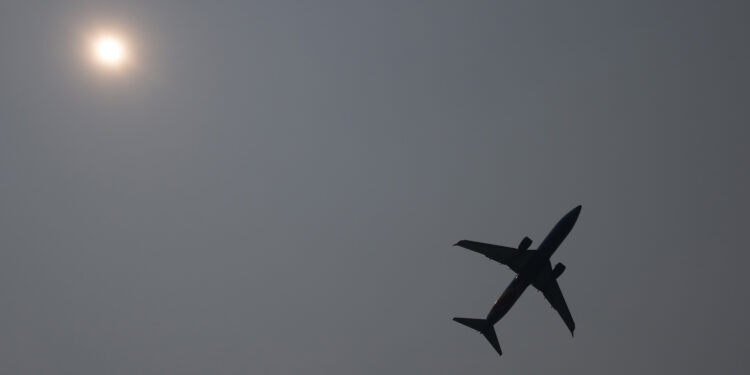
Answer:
xmin=1 ymin=1 xmax=749 ymax=374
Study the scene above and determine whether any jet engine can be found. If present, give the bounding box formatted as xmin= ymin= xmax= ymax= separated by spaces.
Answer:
xmin=518 ymin=237 xmax=532 ymax=251
xmin=552 ymin=262 xmax=566 ymax=279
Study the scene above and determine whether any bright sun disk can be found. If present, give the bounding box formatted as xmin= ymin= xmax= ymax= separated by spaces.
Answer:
xmin=92 ymin=34 xmax=127 ymax=68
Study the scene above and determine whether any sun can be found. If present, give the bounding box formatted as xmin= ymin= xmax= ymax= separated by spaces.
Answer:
xmin=91 ymin=33 xmax=129 ymax=69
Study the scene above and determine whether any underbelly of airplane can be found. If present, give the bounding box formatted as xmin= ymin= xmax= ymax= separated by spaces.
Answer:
xmin=487 ymin=277 xmax=530 ymax=324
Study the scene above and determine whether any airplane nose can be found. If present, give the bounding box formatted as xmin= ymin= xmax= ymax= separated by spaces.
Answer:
xmin=568 ymin=205 xmax=582 ymax=221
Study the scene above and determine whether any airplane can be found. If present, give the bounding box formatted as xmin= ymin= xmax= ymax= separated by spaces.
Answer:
xmin=452 ymin=205 xmax=580 ymax=357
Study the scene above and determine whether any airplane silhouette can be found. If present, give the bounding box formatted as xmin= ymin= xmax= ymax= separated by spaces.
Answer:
xmin=453 ymin=205 xmax=580 ymax=357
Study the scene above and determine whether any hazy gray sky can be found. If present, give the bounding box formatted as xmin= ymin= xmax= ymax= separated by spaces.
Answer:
xmin=1 ymin=1 xmax=748 ymax=373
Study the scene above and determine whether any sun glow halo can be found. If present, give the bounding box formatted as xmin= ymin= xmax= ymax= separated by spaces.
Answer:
xmin=91 ymin=34 xmax=128 ymax=69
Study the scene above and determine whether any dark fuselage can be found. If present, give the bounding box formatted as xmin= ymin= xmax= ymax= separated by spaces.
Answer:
xmin=485 ymin=206 xmax=581 ymax=325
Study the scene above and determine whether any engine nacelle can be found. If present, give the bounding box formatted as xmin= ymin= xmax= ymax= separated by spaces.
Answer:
xmin=552 ymin=263 xmax=566 ymax=279
xmin=518 ymin=236 xmax=532 ymax=251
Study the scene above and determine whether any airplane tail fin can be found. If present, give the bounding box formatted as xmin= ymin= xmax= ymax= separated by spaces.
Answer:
xmin=453 ymin=317 xmax=502 ymax=356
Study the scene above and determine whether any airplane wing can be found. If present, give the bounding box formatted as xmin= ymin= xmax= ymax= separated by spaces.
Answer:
xmin=533 ymin=263 xmax=575 ymax=335
xmin=453 ymin=240 xmax=532 ymax=274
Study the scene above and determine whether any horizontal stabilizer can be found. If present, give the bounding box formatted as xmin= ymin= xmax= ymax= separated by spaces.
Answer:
xmin=453 ymin=317 xmax=502 ymax=356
